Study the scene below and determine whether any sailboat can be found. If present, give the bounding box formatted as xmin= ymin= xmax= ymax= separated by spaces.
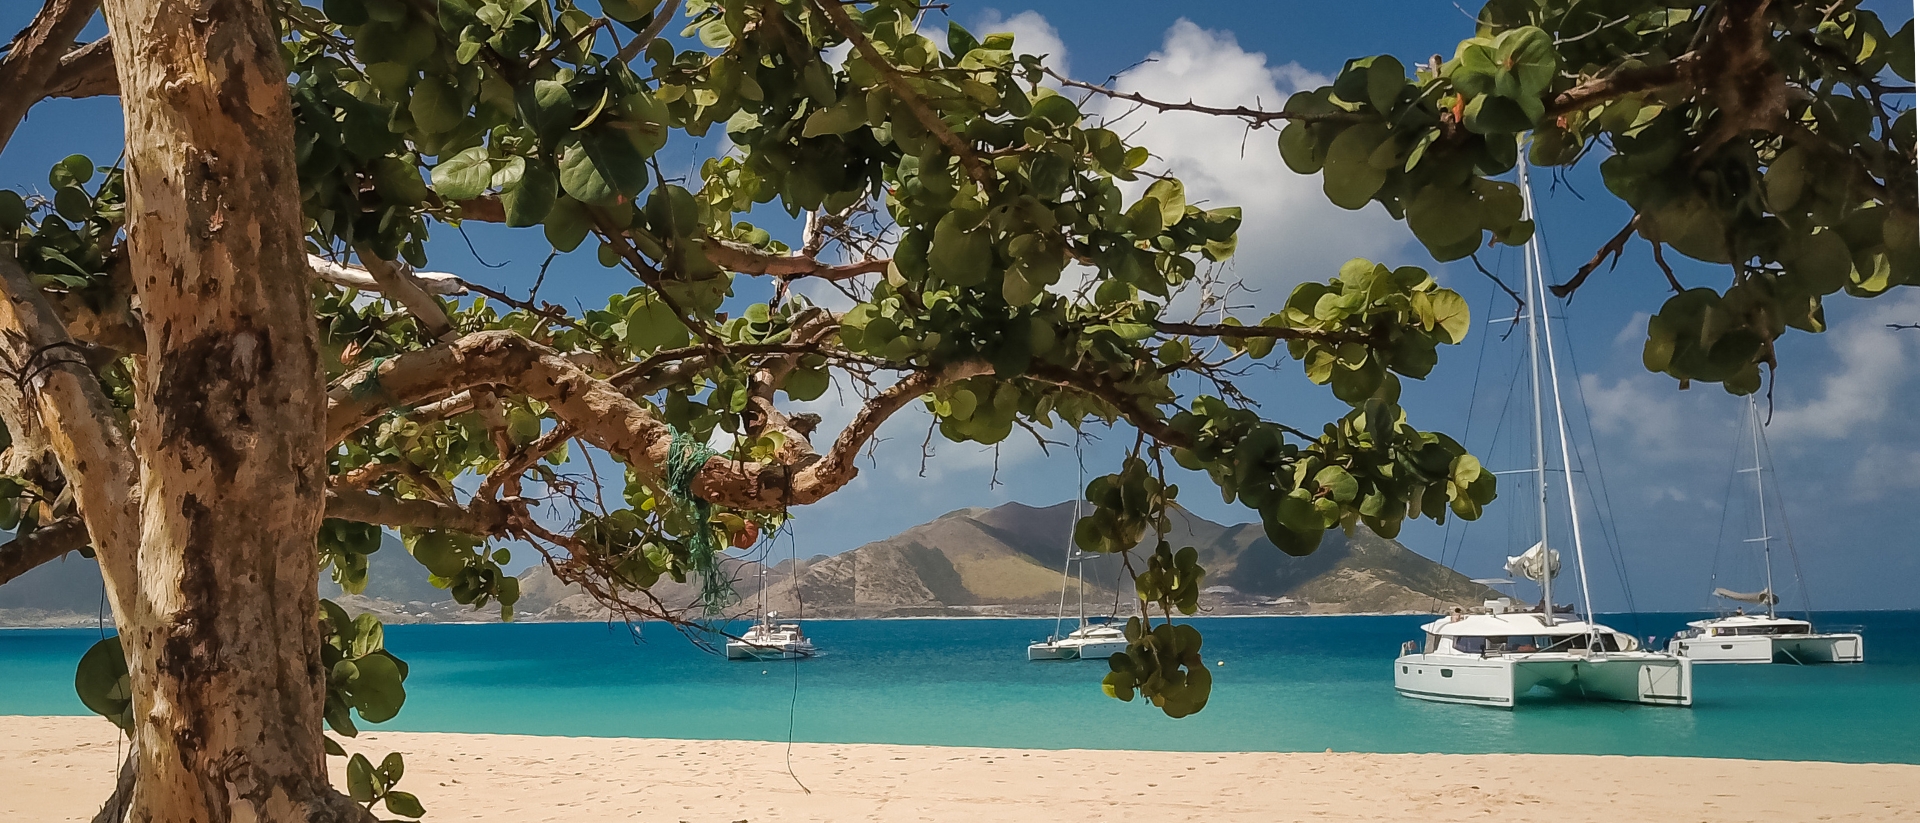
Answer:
xmin=1392 ymin=161 xmax=1693 ymax=708
xmin=1665 ymin=397 xmax=1864 ymax=664
xmin=726 ymin=551 xmax=816 ymax=660
xmin=1028 ymin=480 xmax=1129 ymax=661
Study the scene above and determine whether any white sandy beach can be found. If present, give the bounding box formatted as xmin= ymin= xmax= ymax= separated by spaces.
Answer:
xmin=5 ymin=715 xmax=1916 ymax=822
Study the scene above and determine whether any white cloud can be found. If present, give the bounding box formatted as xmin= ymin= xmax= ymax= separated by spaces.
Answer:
xmin=1766 ymin=290 xmax=1920 ymax=441
xmin=973 ymin=9 xmax=1068 ymax=78
xmin=1090 ymin=20 xmax=1409 ymax=308
xmin=1579 ymin=372 xmax=1707 ymax=458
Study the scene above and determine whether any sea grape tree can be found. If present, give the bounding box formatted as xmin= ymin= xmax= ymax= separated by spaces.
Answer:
xmin=1059 ymin=0 xmax=1915 ymax=393
xmin=0 ymin=0 xmax=1496 ymax=817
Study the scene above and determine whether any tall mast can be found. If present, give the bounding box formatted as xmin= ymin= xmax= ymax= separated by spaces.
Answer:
xmin=1518 ymin=163 xmax=1555 ymax=623
xmin=1521 ymin=163 xmax=1599 ymax=634
xmin=1746 ymin=396 xmax=1777 ymax=618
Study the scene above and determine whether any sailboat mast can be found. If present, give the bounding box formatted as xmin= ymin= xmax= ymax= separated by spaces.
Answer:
xmin=1519 ymin=162 xmax=1601 ymax=634
xmin=1519 ymin=163 xmax=1555 ymax=623
xmin=1748 ymin=396 xmax=1777 ymax=618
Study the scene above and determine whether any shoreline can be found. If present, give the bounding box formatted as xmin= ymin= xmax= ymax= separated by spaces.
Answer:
xmin=7 ymin=716 xmax=1919 ymax=822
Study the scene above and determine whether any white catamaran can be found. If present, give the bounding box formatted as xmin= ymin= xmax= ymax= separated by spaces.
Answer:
xmin=1393 ymin=161 xmax=1692 ymax=709
xmin=726 ymin=552 xmax=816 ymax=661
xmin=1666 ymin=397 xmax=1864 ymax=664
xmin=1029 ymin=468 xmax=1130 ymax=662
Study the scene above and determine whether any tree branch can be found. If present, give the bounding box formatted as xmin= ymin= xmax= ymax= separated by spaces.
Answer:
xmin=810 ymin=0 xmax=995 ymax=189
xmin=1150 ymin=320 xmax=1373 ymax=344
xmin=39 ymin=35 xmax=114 ymax=100
xmin=325 ymin=330 xmax=984 ymax=511
xmin=0 ymin=245 xmax=139 ymax=605
xmin=1543 ymin=53 xmax=1702 ymax=118
xmin=0 ymin=513 xmax=87 ymax=585
xmin=611 ymin=0 xmax=680 ymax=65
xmin=1043 ymin=67 xmax=1361 ymax=126
xmin=0 ymin=0 xmax=99 ymax=153
xmin=324 ymin=489 xmax=514 ymax=536
xmin=309 ymin=254 xmax=469 ymax=296
xmin=1550 ymin=216 xmax=1639 ymax=298
xmin=702 ymin=238 xmax=889 ymax=280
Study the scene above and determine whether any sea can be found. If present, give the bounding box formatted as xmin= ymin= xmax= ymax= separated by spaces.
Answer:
xmin=3 ymin=611 xmax=1915 ymax=763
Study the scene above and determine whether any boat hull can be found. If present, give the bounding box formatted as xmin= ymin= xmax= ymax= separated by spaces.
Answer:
xmin=1394 ymin=652 xmax=1692 ymax=708
xmin=1669 ymin=632 xmax=1863 ymax=664
xmin=726 ymin=641 xmax=814 ymax=660
xmin=1026 ymin=638 xmax=1128 ymax=661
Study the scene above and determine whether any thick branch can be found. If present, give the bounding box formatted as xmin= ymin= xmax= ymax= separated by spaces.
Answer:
xmin=0 ymin=246 xmax=138 ymax=604
xmin=1544 ymin=54 xmax=1701 ymax=118
xmin=0 ymin=0 xmax=99 ymax=152
xmin=611 ymin=0 xmax=681 ymax=64
xmin=40 ymin=36 xmax=114 ymax=100
xmin=350 ymin=246 xmax=459 ymax=340
xmin=0 ymin=513 xmax=87 ymax=585
xmin=810 ymin=0 xmax=995 ymax=189
xmin=324 ymin=489 xmax=513 ymax=536
xmin=703 ymin=239 xmax=888 ymax=281
xmin=326 ymin=330 xmax=982 ymax=510
xmin=309 ymin=254 xmax=468 ymax=296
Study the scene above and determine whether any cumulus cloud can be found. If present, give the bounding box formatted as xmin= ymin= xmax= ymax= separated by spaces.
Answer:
xmin=1090 ymin=20 xmax=1411 ymax=307
xmin=972 ymin=9 xmax=1068 ymax=78
xmin=1765 ymin=290 xmax=1920 ymax=441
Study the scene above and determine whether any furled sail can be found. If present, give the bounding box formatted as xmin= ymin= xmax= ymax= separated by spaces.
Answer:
xmin=1713 ymin=587 xmax=1778 ymax=605
xmin=1503 ymin=542 xmax=1560 ymax=583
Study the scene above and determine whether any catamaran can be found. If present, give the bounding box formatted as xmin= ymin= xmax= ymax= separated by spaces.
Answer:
xmin=726 ymin=552 xmax=816 ymax=660
xmin=1393 ymin=160 xmax=1692 ymax=709
xmin=725 ymin=610 xmax=816 ymax=660
xmin=1666 ymin=397 xmax=1864 ymax=664
xmin=1029 ymin=470 xmax=1130 ymax=662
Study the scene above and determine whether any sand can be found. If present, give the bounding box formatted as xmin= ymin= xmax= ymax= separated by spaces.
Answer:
xmin=5 ymin=715 xmax=1916 ymax=822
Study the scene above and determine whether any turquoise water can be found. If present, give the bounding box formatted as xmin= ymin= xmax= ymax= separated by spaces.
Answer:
xmin=5 ymin=612 xmax=1916 ymax=763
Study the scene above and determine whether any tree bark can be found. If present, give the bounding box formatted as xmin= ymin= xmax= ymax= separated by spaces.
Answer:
xmin=94 ymin=0 xmax=361 ymax=820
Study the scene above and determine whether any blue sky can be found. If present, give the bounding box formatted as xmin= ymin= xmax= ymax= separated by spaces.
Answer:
xmin=3 ymin=2 xmax=1915 ymax=611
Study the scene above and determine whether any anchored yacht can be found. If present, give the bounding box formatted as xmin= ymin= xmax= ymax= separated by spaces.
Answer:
xmin=1668 ymin=400 xmax=1863 ymax=664
xmin=1028 ymin=462 xmax=1131 ymax=662
xmin=726 ymin=611 xmax=816 ymax=660
xmin=1394 ymin=160 xmax=1691 ymax=709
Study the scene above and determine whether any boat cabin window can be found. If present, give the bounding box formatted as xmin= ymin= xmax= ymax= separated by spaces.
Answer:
xmin=1452 ymin=636 xmax=1487 ymax=654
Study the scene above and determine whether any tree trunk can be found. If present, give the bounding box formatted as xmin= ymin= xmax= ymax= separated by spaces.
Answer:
xmin=93 ymin=1 xmax=357 ymax=820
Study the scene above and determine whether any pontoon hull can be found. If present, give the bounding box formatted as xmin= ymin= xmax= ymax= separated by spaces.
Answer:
xmin=1669 ymin=632 xmax=1863 ymax=664
xmin=1394 ymin=652 xmax=1692 ymax=708
xmin=726 ymin=641 xmax=812 ymax=660
xmin=1026 ymin=639 xmax=1128 ymax=661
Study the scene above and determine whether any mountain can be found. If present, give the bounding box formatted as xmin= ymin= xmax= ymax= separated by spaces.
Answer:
xmin=0 ymin=502 xmax=1496 ymax=626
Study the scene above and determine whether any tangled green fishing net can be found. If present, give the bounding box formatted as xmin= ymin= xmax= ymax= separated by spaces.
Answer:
xmin=664 ymin=428 xmax=737 ymax=616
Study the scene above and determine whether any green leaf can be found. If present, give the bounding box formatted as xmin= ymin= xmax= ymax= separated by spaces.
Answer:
xmin=324 ymin=0 xmax=369 ymax=26
xmin=801 ymin=97 xmax=867 ymax=137
xmin=599 ymin=0 xmax=658 ymax=23
xmin=930 ymin=212 xmax=991 ymax=287
xmin=347 ymin=754 xmax=377 ymax=802
xmin=384 ymin=790 xmax=426 ymax=818
xmin=74 ymin=635 xmax=132 ymax=732
xmin=0 ymin=190 xmax=27 ymax=229
xmin=348 ymin=652 xmax=407 ymax=723
xmin=784 ymin=366 xmax=829 ymax=401
xmin=409 ymin=78 xmax=465 ymax=135
xmin=1277 ymin=123 xmax=1321 ymax=174
xmin=1314 ymin=466 xmax=1358 ymax=503
xmin=52 ymin=186 xmax=92 ymax=222
xmin=1144 ymin=178 xmax=1186 ymax=228
xmin=542 ymin=196 xmax=591 ymax=251
xmin=1495 ymin=26 xmax=1558 ymax=97
xmin=557 ymin=137 xmax=616 ymax=204
xmin=49 ymin=154 xmax=93 ymax=188
xmin=430 ymin=147 xmax=493 ymax=201
xmin=503 ymin=160 xmax=558 ymax=227
xmin=1366 ymin=55 xmax=1405 ymax=113
xmin=1321 ymin=124 xmax=1388 ymax=209
xmin=1425 ymin=289 xmax=1472 ymax=343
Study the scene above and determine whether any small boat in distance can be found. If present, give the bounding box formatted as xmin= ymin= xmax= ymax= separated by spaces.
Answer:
xmin=1393 ymin=159 xmax=1691 ymax=709
xmin=1668 ymin=397 xmax=1863 ymax=664
xmin=1028 ymin=615 xmax=1129 ymax=661
xmin=1029 ymin=462 xmax=1130 ymax=663
xmin=726 ymin=611 xmax=816 ymax=660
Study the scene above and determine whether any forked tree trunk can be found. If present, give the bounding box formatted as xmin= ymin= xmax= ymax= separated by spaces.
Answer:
xmin=93 ymin=0 xmax=358 ymax=820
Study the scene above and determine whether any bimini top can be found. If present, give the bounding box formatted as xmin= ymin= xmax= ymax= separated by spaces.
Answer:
xmin=1420 ymin=612 xmax=1619 ymax=638
xmin=1684 ymin=613 xmax=1812 ymax=632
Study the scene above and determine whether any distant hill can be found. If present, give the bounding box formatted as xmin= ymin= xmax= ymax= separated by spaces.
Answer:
xmin=0 ymin=502 xmax=1495 ymax=626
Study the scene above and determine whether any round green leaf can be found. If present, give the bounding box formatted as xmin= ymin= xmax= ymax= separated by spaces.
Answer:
xmin=429 ymin=147 xmax=492 ymax=202
xmin=1321 ymin=124 xmax=1388 ymax=209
